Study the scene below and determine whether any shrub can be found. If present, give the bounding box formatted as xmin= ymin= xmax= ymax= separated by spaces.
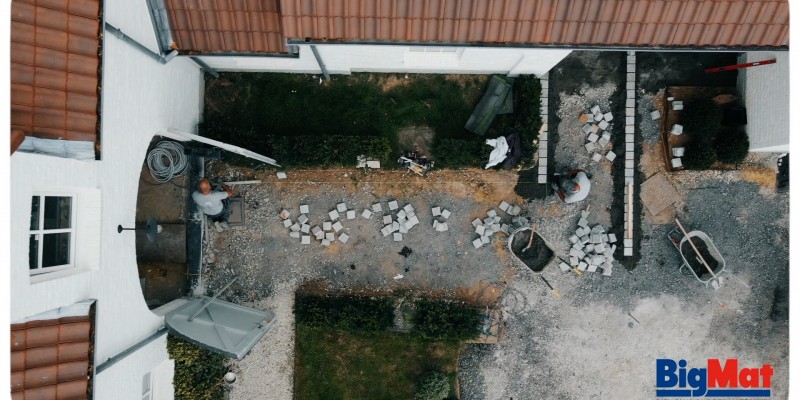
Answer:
xmin=295 ymin=294 xmax=394 ymax=332
xmin=412 ymin=299 xmax=480 ymax=341
xmin=683 ymin=139 xmax=718 ymax=170
xmin=682 ymin=98 xmax=723 ymax=143
xmin=431 ymin=139 xmax=488 ymax=168
xmin=414 ymin=371 xmax=450 ymax=400
xmin=714 ymin=127 xmax=749 ymax=164
xmin=167 ymin=335 xmax=228 ymax=400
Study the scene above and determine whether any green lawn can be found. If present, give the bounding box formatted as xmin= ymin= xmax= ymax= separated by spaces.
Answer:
xmin=294 ymin=324 xmax=461 ymax=400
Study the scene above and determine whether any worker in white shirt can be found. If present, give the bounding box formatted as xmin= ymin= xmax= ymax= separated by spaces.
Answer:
xmin=552 ymin=168 xmax=592 ymax=203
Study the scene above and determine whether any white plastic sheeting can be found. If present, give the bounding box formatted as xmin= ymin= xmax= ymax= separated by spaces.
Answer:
xmin=484 ymin=136 xmax=509 ymax=169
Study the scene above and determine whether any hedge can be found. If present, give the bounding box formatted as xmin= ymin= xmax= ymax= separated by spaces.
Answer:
xmin=412 ymin=300 xmax=480 ymax=341
xmin=714 ymin=127 xmax=749 ymax=164
xmin=431 ymin=139 xmax=488 ymax=168
xmin=414 ymin=371 xmax=451 ymax=400
xmin=167 ymin=335 xmax=228 ymax=400
xmin=295 ymin=294 xmax=394 ymax=332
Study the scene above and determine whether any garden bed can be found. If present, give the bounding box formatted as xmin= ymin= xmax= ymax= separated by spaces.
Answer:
xmin=200 ymin=72 xmax=542 ymax=169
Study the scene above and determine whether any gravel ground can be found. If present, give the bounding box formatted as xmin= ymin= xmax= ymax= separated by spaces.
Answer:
xmin=201 ymin=53 xmax=788 ymax=399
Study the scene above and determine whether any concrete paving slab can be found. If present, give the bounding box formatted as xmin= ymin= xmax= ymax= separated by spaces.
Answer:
xmin=640 ymin=173 xmax=680 ymax=216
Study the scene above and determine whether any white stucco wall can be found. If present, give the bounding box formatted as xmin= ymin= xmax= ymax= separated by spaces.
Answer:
xmin=9 ymin=0 xmax=202 ymax=398
xmin=93 ymin=333 xmax=175 ymax=400
xmin=737 ymin=51 xmax=790 ymax=152
xmin=197 ymin=44 xmax=571 ymax=77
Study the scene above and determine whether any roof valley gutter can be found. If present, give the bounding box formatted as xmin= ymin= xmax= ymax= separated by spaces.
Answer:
xmin=95 ymin=327 xmax=168 ymax=374
xmin=104 ymin=23 xmax=178 ymax=64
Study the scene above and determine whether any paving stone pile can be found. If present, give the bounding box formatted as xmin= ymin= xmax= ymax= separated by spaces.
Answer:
xmin=472 ymin=200 xmax=525 ymax=249
xmin=560 ymin=207 xmax=616 ymax=276
xmin=579 ymin=104 xmax=616 ymax=164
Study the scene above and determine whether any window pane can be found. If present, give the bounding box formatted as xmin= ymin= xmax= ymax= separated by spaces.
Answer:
xmin=30 ymin=196 xmax=40 ymax=230
xmin=142 ymin=372 xmax=151 ymax=395
xmin=29 ymin=235 xmax=39 ymax=270
xmin=42 ymin=232 xmax=70 ymax=267
xmin=44 ymin=196 xmax=71 ymax=230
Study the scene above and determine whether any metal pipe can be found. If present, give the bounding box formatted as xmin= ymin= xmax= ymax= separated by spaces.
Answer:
xmin=95 ymin=327 xmax=168 ymax=374
xmin=104 ymin=23 xmax=174 ymax=64
xmin=310 ymin=45 xmax=330 ymax=80
xmin=187 ymin=276 xmax=239 ymax=322
xmin=189 ymin=56 xmax=220 ymax=78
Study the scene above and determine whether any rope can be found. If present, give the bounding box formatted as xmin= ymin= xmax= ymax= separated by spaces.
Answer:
xmin=147 ymin=141 xmax=188 ymax=183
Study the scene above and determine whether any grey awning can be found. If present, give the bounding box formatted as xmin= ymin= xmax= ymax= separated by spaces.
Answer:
xmin=165 ymin=297 xmax=277 ymax=360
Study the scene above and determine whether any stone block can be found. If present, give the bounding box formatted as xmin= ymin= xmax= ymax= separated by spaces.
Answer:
xmin=587 ymin=264 xmax=598 ymax=273
xmin=362 ymin=209 xmax=373 ymax=219
xmin=301 ymin=235 xmax=311 ymax=244
xmin=509 ymin=206 xmax=521 ymax=216
xmin=591 ymin=233 xmax=603 ymax=244
xmin=626 ymin=107 xmax=635 ymax=117
xmin=626 ymin=99 xmax=635 ymax=108
xmin=321 ymin=239 xmax=331 ymax=246
xmin=626 ymin=116 xmax=635 ymax=125
xmin=579 ymin=113 xmax=592 ymax=123
xmin=627 ymin=89 xmax=635 ymax=99
xmin=329 ymin=210 xmax=340 ymax=221
xmin=383 ymin=215 xmax=392 ymax=225
xmin=608 ymin=233 xmax=617 ymax=243
xmin=323 ymin=221 xmax=332 ymax=231
xmin=559 ymin=262 xmax=571 ymax=272
xmin=538 ymin=175 xmax=547 ymax=184
xmin=328 ymin=221 xmax=342 ymax=232
xmin=480 ymin=235 xmax=490 ymax=244
xmin=626 ymin=81 xmax=635 ymax=90
xmin=336 ymin=202 xmax=347 ymax=212
xmin=591 ymin=105 xmax=601 ymax=114
xmin=298 ymin=214 xmax=309 ymax=224
xmin=277 ymin=171 xmax=287 ymax=179
xmin=314 ymin=230 xmax=325 ymax=240
xmin=569 ymin=256 xmax=579 ymax=266
xmin=391 ymin=221 xmax=400 ymax=231
xmin=578 ymin=218 xmax=588 ymax=228
xmin=381 ymin=226 xmax=391 ymax=236
xmin=299 ymin=204 xmax=310 ymax=214
xmin=626 ymin=152 xmax=634 ymax=160
xmin=606 ymin=151 xmax=617 ymax=162
xmin=473 ymin=238 xmax=483 ymax=249
xmin=500 ymin=224 xmax=510 ymax=234
xmin=591 ymin=124 xmax=600 ymax=134
xmin=624 ymin=238 xmax=633 ymax=247
xmin=627 ymin=63 xmax=635 ymax=73
xmin=625 ymin=168 xmax=634 ymax=177
xmin=624 ymin=247 xmax=633 ymax=256
xmin=499 ymin=201 xmax=510 ymax=212
xmin=393 ymin=233 xmax=403 ymax=242
xmin=625 ymin=159 xmax=634 ymax=169
xmin=670 ymin=124 xmax=683 ymax=135
xmin=598 ymin=120 xmax=609 ymax=130
xmin=431 ymin=206 xmax=441 ymax=216
xmin=585 ymin=142 xmax=596 ymax=152
xmin=582 ymin=123 xmax=592 ymax=134
xmin=578 ymin=262 xmax=588 ymax=271
xmin=595 ymin=244 xmax=606 ymax=253
xmin=290 ymin=223 xmax=301 ymax=232
xmin=372 ymin=203 xmax=383 ymax=212
xmin=598 ymin=138 xmax=609 ymax=148
xmin=627 ymin=55 xmax=635 ymax=63
xmin=650 ymin=110 xmax=661 ymax=120
xmin=487 ymin=209 xmax=498 ymax=218
xmin=569 ymin=248 xmax=581 ymax=257
xmin=282 ymin=219 xmax=292 ymax=228
xmin=472 ymin=218 xmax=482 ymax=227
xmin=475 ymin=225 xmax=486 ymax=235
xmin=408 ymin=215 xmax=420 ymax=226
xmin=289 ymin=232 xmax=300 ymax=239
xmin=399 ymin=224 xmax=408 ymax=234
xmin=626 ymin=134 xmax=634 ymax=143
xmin=626 ymin=72 xmax=635 ymax=81
xmin=435 ymin=222 xmax=449 ymax=232
xmin=441 ymin=209 xmax=451 ymax=219
xmin=588 ymin=132 xmax=599 ymax=143
xmin=397 ymin=209 xmax=407 ymax=219
xmin=625 ymin=125 xmax=634 ymax=134
xmin=301 ymin=224 xmax=310 ymax=233
xmin=626 ymin=143 xmax=634 ymax=152
xmin=404 ymin=204 xmax=414 ymax=213
xmin=346 ymin=210 xmax=356 ymax=220
xmin=280 ymin=209 xmax=291 ymax=220
xmin=539 ymin=147 xmax=548 ymax=158
xmin=388 ymin=200 xmax=399 ymax=210
xmin=673 ymin=103 xmax=683 ymax=111
xmin=602 ymin=132 xmax=611 ymax=141
xmin=539 ymin=165 xmax=548 ymax=175
xmin=569 ymin=235 xmax=579 ymax=244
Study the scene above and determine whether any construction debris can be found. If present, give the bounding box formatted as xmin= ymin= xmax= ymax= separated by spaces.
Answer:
xmin=563 ymin=207 xmax=615 ymax=276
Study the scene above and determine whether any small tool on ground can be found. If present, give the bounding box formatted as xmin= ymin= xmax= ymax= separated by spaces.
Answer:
xmin=628 ymin=312 xmax=641 ymax=324
xmin=540 ymin=276 xmax=561 ymax=297
xmin=523 ymin=224 xmax=538 ymax=252
xmin=557 ymin=256 xmax=584 ymax=276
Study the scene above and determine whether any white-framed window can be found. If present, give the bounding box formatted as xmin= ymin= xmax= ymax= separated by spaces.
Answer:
xmin=405 ymin=46 xmax=462 ymax=68
xmin=29 ymin=193 xmax=77 ymax=274
xmin=142 ymin=371 xmax=152 ymax=400
xmin=407 ymin=46 xmax=459 ymax=54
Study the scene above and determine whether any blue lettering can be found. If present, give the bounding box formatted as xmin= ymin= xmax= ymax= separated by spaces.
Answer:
xmin=657 ymin=359 xmax=678 ymax=388
xmin=688 ymin=367 xmax=707 ymax=397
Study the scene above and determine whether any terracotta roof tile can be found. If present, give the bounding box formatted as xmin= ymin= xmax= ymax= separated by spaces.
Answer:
xmin=10 ymin=313 xmax=93 ymax=400
xmin=166 ymin=0 xmax=287 ymax=53
xmin=278 ymin=0 xmax=788 ymax=48
xmin=10 ymin=0 xmax=100 ymax=144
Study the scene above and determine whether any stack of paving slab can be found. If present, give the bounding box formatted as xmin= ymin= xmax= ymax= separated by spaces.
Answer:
xmin=472 ymin=200 xmax=521 ymax=249
xmin=378 ymin=200 xmax=419 ymax=242
xmin=622 ymin=51 xmax=638 ymax=257
xmin=536 ymin=75 xmax=550 ymax=184
xmin=430 ymin=206 xmax=451 ymax=232
xmin=579 ymin=104 xmax=616 ymax=164
xmin=561 ymin=208 xmax=615 ymax=276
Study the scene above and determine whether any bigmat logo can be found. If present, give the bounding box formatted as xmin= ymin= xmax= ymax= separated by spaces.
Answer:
xmin=656 ymin=358 xmax=773 ymax=398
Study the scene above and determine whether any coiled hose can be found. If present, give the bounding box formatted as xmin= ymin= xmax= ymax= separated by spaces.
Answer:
xmin=147 ymin=141 xmax=188 ymax=183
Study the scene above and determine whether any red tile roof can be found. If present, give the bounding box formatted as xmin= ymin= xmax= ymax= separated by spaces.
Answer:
xmin=279 ymin=0 xmax=789 ymax=48
xmin=165 ymin=0 xmax=287 ymax=53
xmin=10 ymin=0 xmax=101 ymax=143
xmin=11 ymin=315 xmax=94 ymax=400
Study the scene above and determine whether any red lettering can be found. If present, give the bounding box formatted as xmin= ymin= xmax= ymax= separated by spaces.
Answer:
xmin=760 ymin=364 xmax=774 ymax=388
xmin=739 ymin=368 xmax=759 ymax=388
xmin=708 ymin=358 xmax=738 ymax=388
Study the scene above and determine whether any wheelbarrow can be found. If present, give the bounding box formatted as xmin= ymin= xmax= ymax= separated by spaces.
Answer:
xmin=667 ymin=228 xmax=726 ymax=287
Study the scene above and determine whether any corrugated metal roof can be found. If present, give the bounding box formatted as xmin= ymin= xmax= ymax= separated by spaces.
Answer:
xmin=11 ymin=313 xmax=94 ymax=400
xmin=165 ymin=0 xmax=287 ymax=53
xmin=10 ymin=0 xmax=101 ymax=143
xmin=279 ymin=0 xmax=789 ymax=48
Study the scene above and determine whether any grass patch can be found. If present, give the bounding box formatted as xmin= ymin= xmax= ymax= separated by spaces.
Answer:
xmin=294 ymin=325 xmax=461 ymax=400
